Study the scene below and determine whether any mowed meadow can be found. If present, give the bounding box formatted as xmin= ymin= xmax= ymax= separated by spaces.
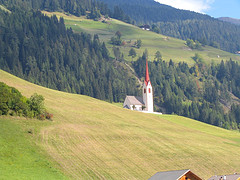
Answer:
xmin=43 ymin=11 xmax=240 ymax=65
xmin=0 ymin=117 xmax=69 ymax=180
xmin=1 ymin=70 xmax=240 ymax=179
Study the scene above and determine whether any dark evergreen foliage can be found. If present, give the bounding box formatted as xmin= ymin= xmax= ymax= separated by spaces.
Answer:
xmin=0 ymin=0 xmax=131 ymax=23
xmin=100 ymin=0 xmax=209 ymax=23
xmin=111 ymin=6 xmax=131 ymax=23
xmin=133 ymin=52 xmax=240 ymax=130
xmin=110 ymin=31 xmax=122 ymax=46
xmin=216 ymin=60 xmax=240 ymax=100
xmin=0 ymin=9 xmax=138 ymax=103
xmin=156 ymin=20 xmax=240 ymax=53
xmin=0 ymin=0 xmax=108 ymax=17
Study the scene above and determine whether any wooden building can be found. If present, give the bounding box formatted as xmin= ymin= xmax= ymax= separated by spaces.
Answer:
xmin=149 ymin=169 xmax=202 ymax=180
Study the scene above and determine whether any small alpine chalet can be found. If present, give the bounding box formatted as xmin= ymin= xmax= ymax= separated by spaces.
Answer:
xmin=123 ymin=59 xmax=154 ymax=112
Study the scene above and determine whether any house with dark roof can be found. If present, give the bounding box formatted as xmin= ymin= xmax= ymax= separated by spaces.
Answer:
xmin=149 ymin=169 xmax=202 ymax=180
xmin=139 ymin=24 xmax=151 ymax=30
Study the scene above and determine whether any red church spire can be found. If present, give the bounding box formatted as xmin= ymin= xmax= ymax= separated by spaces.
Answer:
xmin=144 ymin=59 xmax=150 ymax=86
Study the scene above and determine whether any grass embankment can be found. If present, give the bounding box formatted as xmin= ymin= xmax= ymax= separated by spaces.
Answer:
xmin=1 ymin=69 xmax=240 ymax=179
xmin=0 ymin=5 xmax=11 ymax=13
xmin=43 ymin=11 xmax=240 ymax=65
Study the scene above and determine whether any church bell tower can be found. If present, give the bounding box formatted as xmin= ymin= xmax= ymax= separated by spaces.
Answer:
xmin=142 ymin=59 xmax=153 ymax=112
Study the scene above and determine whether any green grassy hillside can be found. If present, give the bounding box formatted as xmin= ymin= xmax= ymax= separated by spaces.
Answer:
xmin=0 ymin=117 xmax=68 ymax=180
xmin=43 ymin=11 xmax=240 ymax=65
xmin=1 ymin=69 xmax=240 ymax=179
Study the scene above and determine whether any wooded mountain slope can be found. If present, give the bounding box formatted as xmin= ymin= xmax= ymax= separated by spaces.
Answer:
xmin=1 ymin=70 xmax=240 ymax=179
xmin=52 ymin=11 xmax=239 ymax=64
xmin=47 ymin=11 xmax=240 ymax=131
xmin=100 ymin=0 xmax=240 ymax=53
xmin=218 ymin=17 xmax=240 ymax=26
xmin=2 ymin=8 xmax=240 ymax=131
xmin=0 ymin=8 xmax=138 ymax=102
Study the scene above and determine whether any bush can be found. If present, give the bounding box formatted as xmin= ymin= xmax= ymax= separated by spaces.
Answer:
xmin=28 ymin=93 xmax=45 ymax=117
xmin=136 ymin=39 xmax=142 ymax=49
xmin=0 ymin=82 xmax=53 ymax=120
xmin=0 ymin=102 xmax=9 ymax=115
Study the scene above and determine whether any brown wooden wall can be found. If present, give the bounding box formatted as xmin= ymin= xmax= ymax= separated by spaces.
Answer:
xmin=179 ymin=171 xmax=202 ymax=180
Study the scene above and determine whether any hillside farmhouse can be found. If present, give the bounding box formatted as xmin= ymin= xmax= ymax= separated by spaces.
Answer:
xmin=139 ymin=24 xmax=151 ymax=31
xmin=208 ymin=174 xmax=240 ymax=180
xmin=123 ymin=59 xmax=154 ymax=112
xmin=123 ymin=96 xmax=144 ymax=111
xmin=149 ymin=169 xmax=202 ymax=180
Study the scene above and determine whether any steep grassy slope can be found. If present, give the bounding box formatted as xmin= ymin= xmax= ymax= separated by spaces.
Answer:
xmin=43 ymin=11 xmax=240 ymax=65
xmin=0 ymin=117 xmax=68 ymax=180
xmin=1 ymin=70 xmax=240 ymax=179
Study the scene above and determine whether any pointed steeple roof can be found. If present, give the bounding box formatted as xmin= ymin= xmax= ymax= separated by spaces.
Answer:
xmin=144 ymin=59 xmax=151 ymax=86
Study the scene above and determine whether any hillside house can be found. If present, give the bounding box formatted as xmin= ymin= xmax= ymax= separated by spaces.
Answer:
xmin=123 ymin=96 xmax=144 ymax=111
xmin=208 ymin=174 xmax=240 ymax=180
xmin=139 ymin=24 xmax=150 ymax=31
xmin=236 ymin=51 xmax=240 ymax=54
xmin=123 ymin=59 xmax=154 ymax=112
xmin=149 ymin=169 xmax=202 ymax=180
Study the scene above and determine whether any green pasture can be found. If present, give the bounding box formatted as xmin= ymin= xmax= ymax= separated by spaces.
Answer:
xmin=43 ymin=11 xmax=240 ymax=65
xmin=1 ymin=69 xmax=240 ymax=179
xmin=0 ymin=117 xmax=68 ymax=180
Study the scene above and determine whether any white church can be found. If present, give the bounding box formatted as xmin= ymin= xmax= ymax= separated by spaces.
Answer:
xmin=123 ymin=59 xmax=154 ymax=112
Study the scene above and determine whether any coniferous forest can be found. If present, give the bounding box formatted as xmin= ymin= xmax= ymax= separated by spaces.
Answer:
xmin=0 ymin=8 xmax=138 ymax=102
xmin=0 ymin=0 xmax=131 ymax=23
xmin=1 ymin=0 xmax=240 ymax=130
xmin=134 ymin=52 xmax=240 ymax=130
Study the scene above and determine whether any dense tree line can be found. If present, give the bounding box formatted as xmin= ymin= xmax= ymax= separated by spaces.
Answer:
xmin=0 ymin=0 xmax=131 ymax=23
xmin=0 ymin=82 xmax=47 ymax=119
xmin=0 ymin=9 xmax=138 ymax=102
xmin=0 ymin=0 xmax=108 ymax=16
xmin=155 ymin=19 xmax=240 ymax=53
xmin=100 ymin=0 xmax=240 ymax=53
xmin=216 ymin=60 xmax=240 ymax=100
xmin=100 ymin=0 xmax=209 ymax=23
xmin=186 ymin=39 xmax=203 ymax=50
xmin=133 ymin=52 xmax=240 ymax=130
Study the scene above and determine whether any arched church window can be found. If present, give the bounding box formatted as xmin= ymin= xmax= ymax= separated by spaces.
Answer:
xmin=144 ymin=89 xmax=146 ymax=93
xmin=149 ymin=88 xmax=151 ymax=93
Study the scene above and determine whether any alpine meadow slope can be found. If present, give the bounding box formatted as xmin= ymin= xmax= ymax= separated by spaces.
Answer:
xmin=0 ymin=117 xmax=69 ymax=180
xmin=1 ymin=70 xmax=240 ymax=179
xmin=43 ymin=11 xmax=240 ymax=65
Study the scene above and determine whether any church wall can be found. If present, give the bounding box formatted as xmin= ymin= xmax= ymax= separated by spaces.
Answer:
xmin=143 ymin=82 xmax=153 ymax=112
xmin=130 ymin=105 xmax=142 ymax=111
